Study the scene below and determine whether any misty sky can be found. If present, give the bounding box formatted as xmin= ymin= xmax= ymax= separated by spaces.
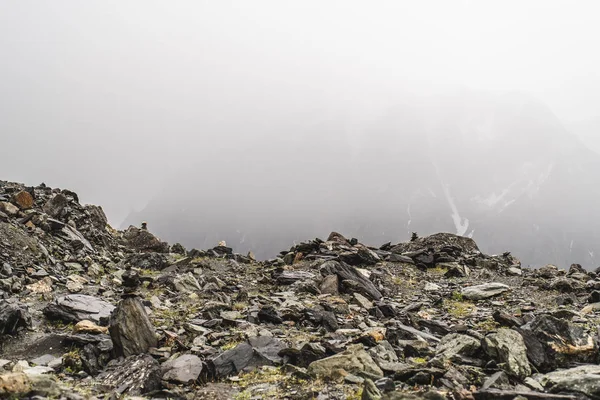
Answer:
xmin=1 ymin=1 xmax=600 ymax=225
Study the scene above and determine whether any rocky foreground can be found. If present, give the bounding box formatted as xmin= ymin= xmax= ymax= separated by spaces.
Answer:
xmin=2 ymin=181 xmax=600 ymax=399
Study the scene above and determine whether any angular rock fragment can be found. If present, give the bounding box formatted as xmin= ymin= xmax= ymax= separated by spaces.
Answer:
xmin=0 ymin=300 xmax=32 ymax=335
xmin=483 ymin=328 xmax=531 ymax=379
xmin=12 ymin=191 xmax=34 ymax=210
xmin=109 ymin=296 xmax=158 ymax=357
xmin=433 ymin=334 xmax=481 ymax=364
xmin=44 ymin=295 xmax=115 ymax=324
xmin=519 ymin=314 xmax=597 ymax=371
xmin=307 ymin=344 xmax=384 ymax=380
xmin=210 ymin=336 xmax=285 ymax=378
xmin=462 ymin=282 xmax=510 ymax=300
xmin=162 ymin=354 xmax=205 ymax=384
xmin=43 ymin=193 xmax=69 ymax=218
xmin=537 ymin=365 xmax=600 ymax=399
xmin=320 ymin=260 xmax=382 ymax=300
xmin=98 ymin=354 xmax=161 ymax=396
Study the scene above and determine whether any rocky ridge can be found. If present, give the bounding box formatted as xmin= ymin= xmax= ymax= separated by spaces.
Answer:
xmin=2 ymin=180 xmax=600 ymax=399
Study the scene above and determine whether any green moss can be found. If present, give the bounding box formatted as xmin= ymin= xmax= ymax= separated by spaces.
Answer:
xmin=475 ymin=318 xmax=499 ymax=332
xmin=233 ymin=390 xmax=251 ymax=400
xmin=346 ymin=387 xmax=364 ymax=400
xmin=221 ymin=340 xmax=243 ymax=351
xmin=444 ymin=299 xmax=476 ymax=318
xmin=451 ymin=291 xmax=464 ymax=301
xmin=429 ymin=266 xmax=448 ymax=276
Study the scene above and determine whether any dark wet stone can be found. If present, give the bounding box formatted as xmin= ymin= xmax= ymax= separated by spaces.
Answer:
xmin=0 ymin=300 xmax=32 ymax=335
xmin=97 ymin=354 xmax=161 ymax=396
xmin=109 ymin=296 xmax=157 ymax=357
xmin=43 ymin=295 xmax=114 ymax=324
xmin=320 ymin=260 xmax=382 ymax=301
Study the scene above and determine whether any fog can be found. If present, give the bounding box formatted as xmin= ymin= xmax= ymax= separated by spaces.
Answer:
xmin=1 ymin=1 xmax=600 ymax=266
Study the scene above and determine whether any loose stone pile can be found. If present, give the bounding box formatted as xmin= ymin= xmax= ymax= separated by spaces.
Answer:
xmin=1 ymin=180 xmax=600 ymax=399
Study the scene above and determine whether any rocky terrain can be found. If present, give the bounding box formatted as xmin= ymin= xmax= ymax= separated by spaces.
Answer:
xmin=3 ymin=180 xmax=600 ymax=399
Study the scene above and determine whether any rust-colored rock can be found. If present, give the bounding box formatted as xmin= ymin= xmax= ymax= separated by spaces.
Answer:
xmin=12 ymin=191 xmax=34 ymax=210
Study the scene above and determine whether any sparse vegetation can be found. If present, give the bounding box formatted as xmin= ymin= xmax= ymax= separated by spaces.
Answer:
xmin=444 ymin=298 xmax=476 ymax=318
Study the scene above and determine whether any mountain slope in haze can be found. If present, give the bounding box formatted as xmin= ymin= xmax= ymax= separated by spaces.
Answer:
xmin=123 ymin=91 xmax=600 ymax=267
xmin=567 ymin=117 xmax=600 ymax=155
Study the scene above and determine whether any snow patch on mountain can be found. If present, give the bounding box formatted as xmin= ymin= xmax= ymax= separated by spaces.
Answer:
xmin=441 ymin=182 xmax=469 ymax=236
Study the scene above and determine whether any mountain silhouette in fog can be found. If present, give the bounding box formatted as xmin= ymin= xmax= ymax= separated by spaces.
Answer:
xmin=123 ymin=90 xmax=600 ymax=268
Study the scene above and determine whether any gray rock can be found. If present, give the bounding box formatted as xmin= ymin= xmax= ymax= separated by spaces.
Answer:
xmin=424 ymin=282 xmax=441 ymax=292
xmin=248 ymin=336 xmax=285 ymax=364
xmin=109 ymin=296 xmax=157 ymax=357
xmin=387 ymin=323 xmax=441 ymax=345
xmin=173 ymin=272 xmax=202 ymax=293
xmin=320 ymin=275 xmax=339 ymax=295
xmin=210 ymin=336 xmax=285 ymax=378
xmin=307 ymin=344 xmax=384 ymax=379
xmin=368 ymin=340 xmax=406 ymax=373
xmin=98 ymin=354 xmax=161 ymax=396
xmin=0 ymin=202 xmax=19 ymax=217
xmin=44 ymin=295 xmax=115 ymax=324
xmin=473 ymin=389 xmax=578 ymax=400
xmin=519 ymin=314 xmax=597 ymax=371
xmin=30 ymin=355 xmax=59 ymax=367
xmin=353 ymin=293 xmax=374 ymax=309
xmin=481 ymin=371 xmax=512 ymax=391
xmin=126 ymin=252 xmax=168 ymax=271
xmin=277 ymin=271 xmax=315 ymax=285
xmin=537 ymin=365 xmax=600 ymax=399
xmin=483 ymin=329 xmax=531 ymax=378
xmin=0 ymin=300 xmax=32 ymax=335
xmin=434 ymin=333 xmax=481 ymax=363
xmin=462 ymin=282 xmax=510 ymax=300
xmin=508 ymin=267 xmax=523 ymax=276
xmin=362 ymin=378 xmax=383 ymax=400
xmin=43 ymin=193 xmax=68 ymax=218
xmin=320 ymin=261 xmax=382 ymax=300
xmin=162 ymin=354 xmax=205 ymax=384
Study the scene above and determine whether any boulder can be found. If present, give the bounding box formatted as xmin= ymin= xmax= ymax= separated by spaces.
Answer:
xmin=43 ymin=295 xmax=115 ymax=324
xmin=319 ymin=275 xmax=339 ymax=295
xmin=391 ymin=233 xmax=480 ymax=255
xmin=210 ymin=336 xmax=285 ymax=378
xmin=0 ymin=300 xmax=32 ymax=335
xmin=12 ymin=191 xmax=33 ymax=210
xmin=519 ymin=314 xmax=597 ymax=371
xmin=320 ymin=261 xmax=382 ymax=300
xmin=483 ymin=328 xmax=531 ymax=378
xmin=0 ymin=373 xmax=31 ymax=397
xmin=83 ymin=204 xmax=108 ymax=230
xmin=307 ymin=344 xmax=384 ymax=380
xmin=43 ymin=193 xmax=69 ymax=218
xmin=433 ymin=334 xmax=481 ymax=363
xmin=462 ymin=283 xmax=510 ymax=300
xmin=537 ymin=365 xmax=600 ymax=399
xmin=98 ymin=354 xmax=161 ymax=396
xmin=109 ymin=296 xmax=158 ymax=357
xmin=162 ymin=354 xmax=205 ymax=384
xmin=0 ymin=202 xmax=19 ymax=217
xmin=277 ymin=271 xmax=316 ymax=285
xmin=126 ymin=252 xmax=168 ymax=271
